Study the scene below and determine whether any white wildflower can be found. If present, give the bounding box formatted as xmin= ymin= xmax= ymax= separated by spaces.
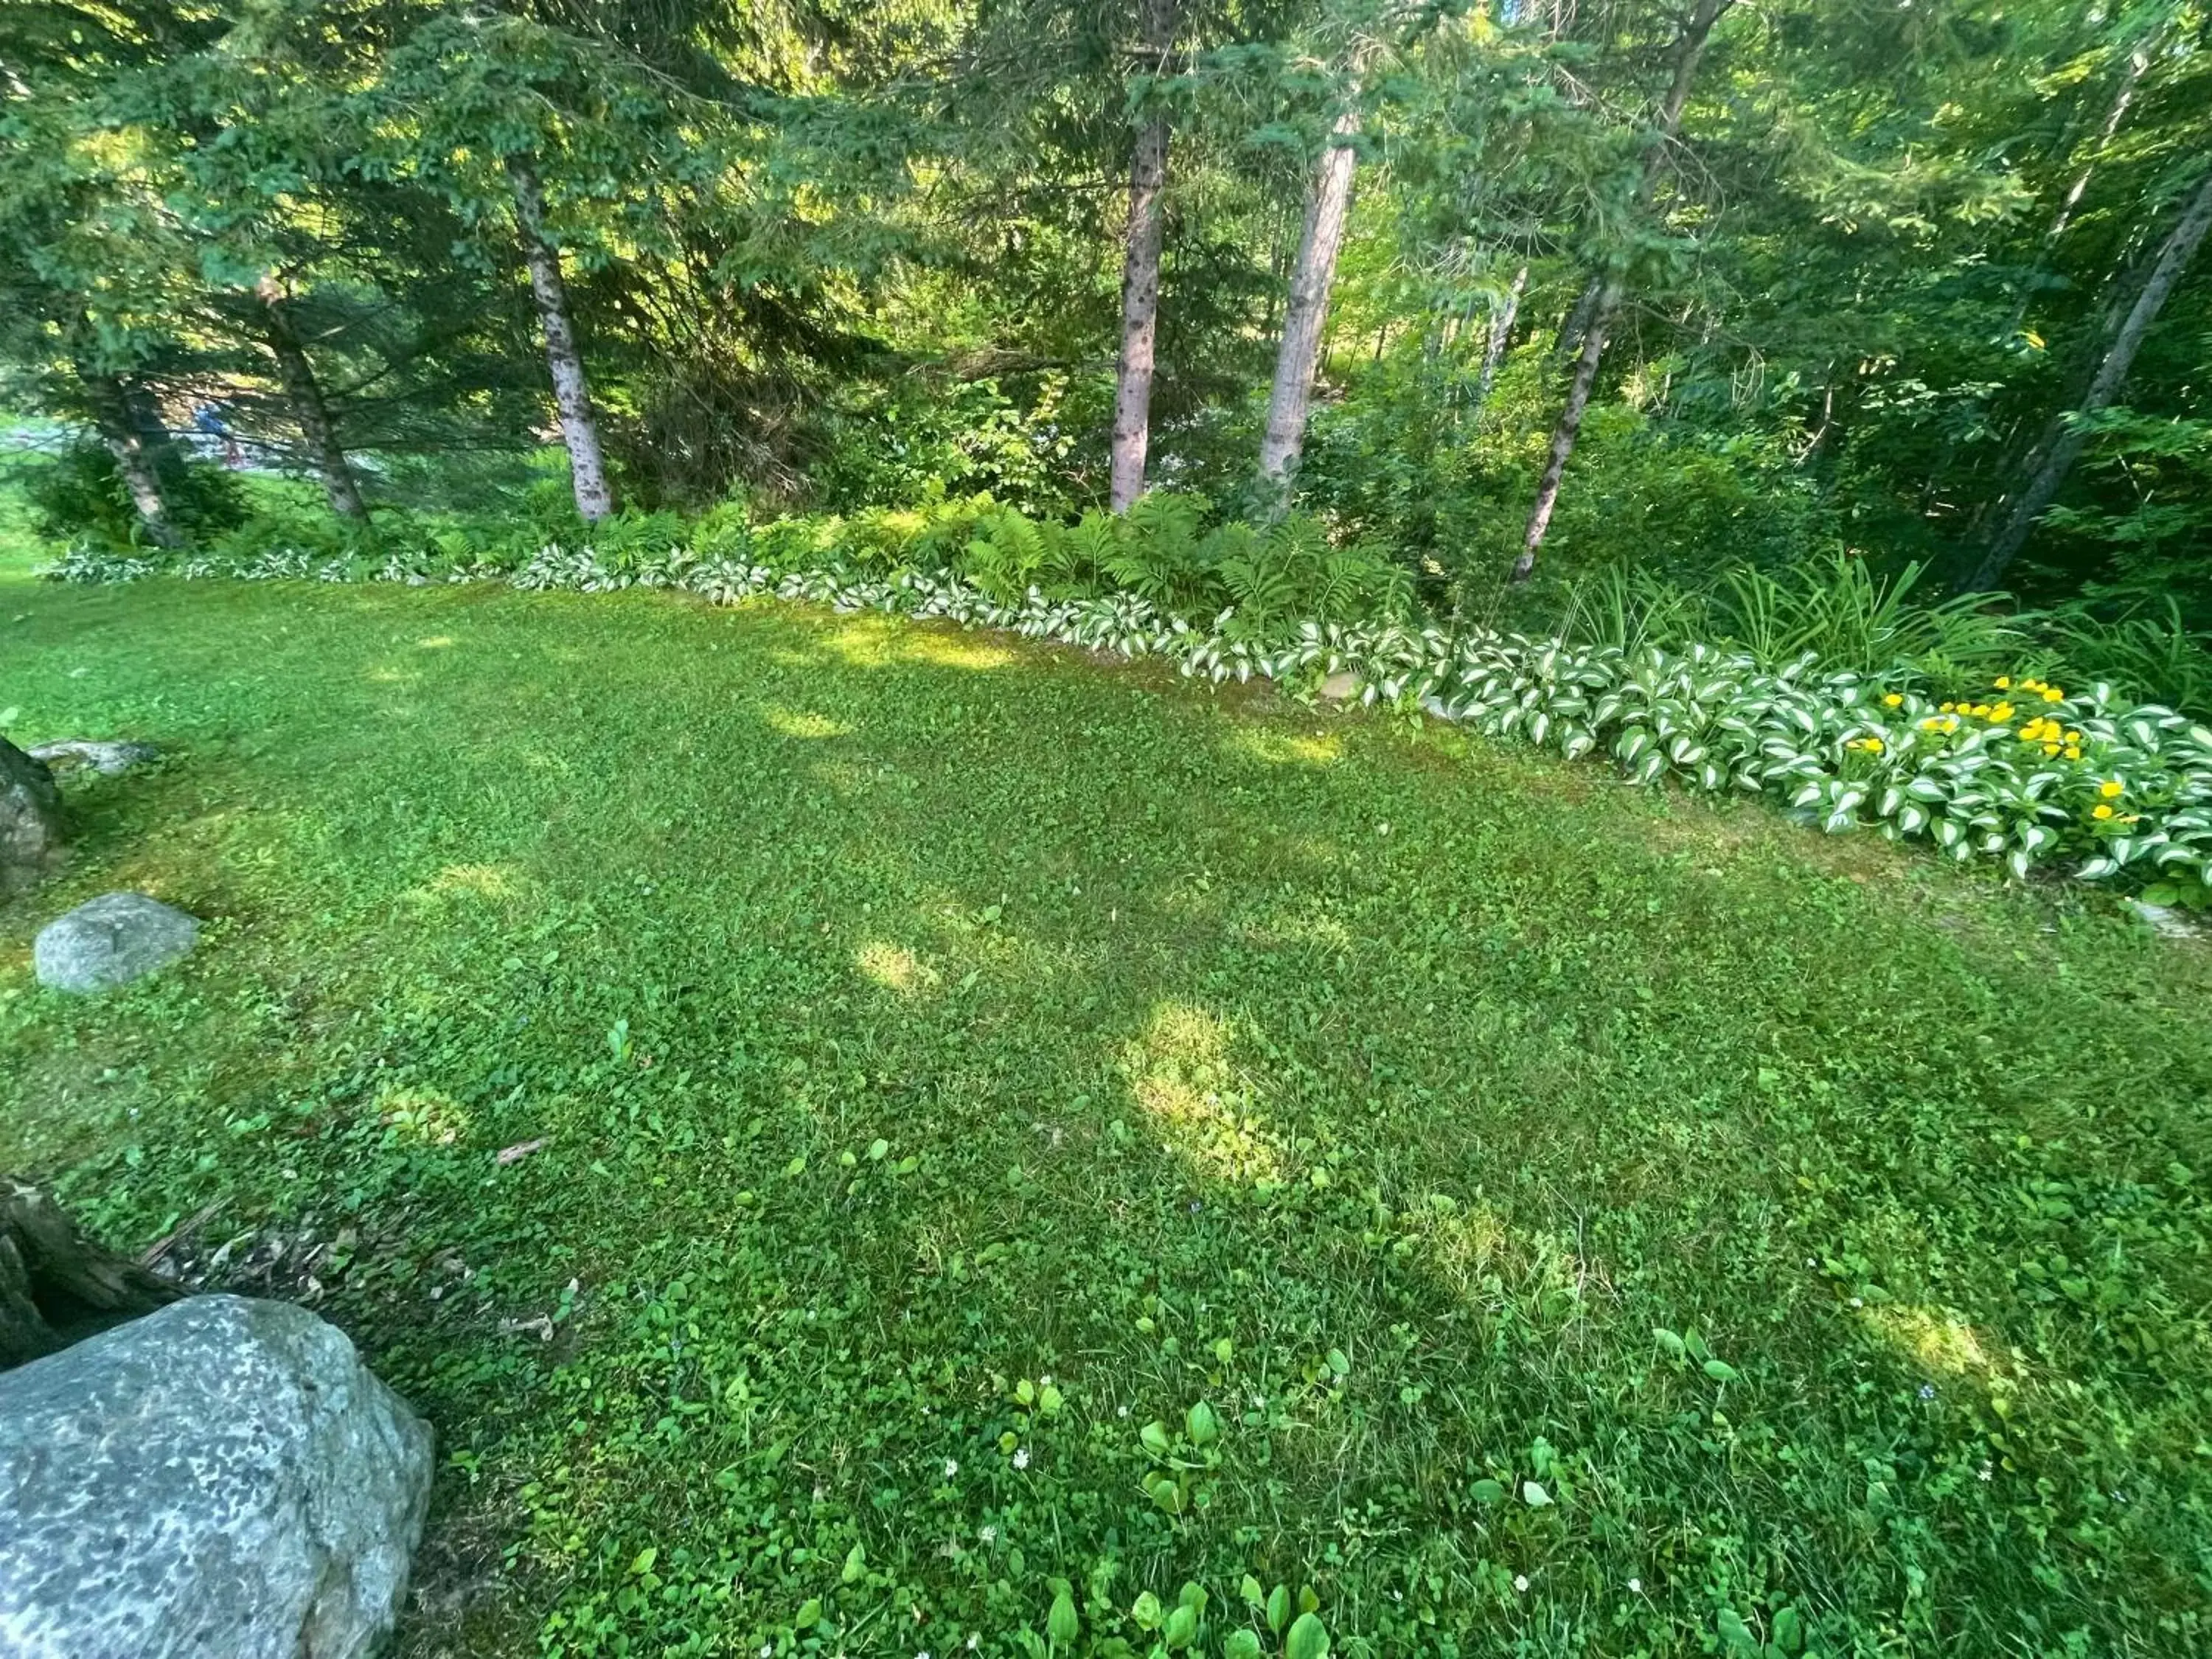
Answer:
xmin=1012 ymin=1448 xmax=1030 ymax=1470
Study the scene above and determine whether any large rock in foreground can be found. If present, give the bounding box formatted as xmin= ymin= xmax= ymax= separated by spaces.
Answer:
xmin=0 ymin=1295 xmax=433 ymax=1659
xmin=32 ymin=892 xmax=199 ymax=992
xmin=0 ymin=740 xmax=64 ymax=891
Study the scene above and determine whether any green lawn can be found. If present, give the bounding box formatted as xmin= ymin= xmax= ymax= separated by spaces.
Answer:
xmin=3 ymin=565 xmax=2209 ymax=1659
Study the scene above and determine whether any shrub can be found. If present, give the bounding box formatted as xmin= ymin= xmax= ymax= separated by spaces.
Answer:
xmin=22 ymin=439 xmax=248 ymax=549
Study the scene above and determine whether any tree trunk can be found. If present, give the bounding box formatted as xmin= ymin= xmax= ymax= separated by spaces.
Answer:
xmin=1967 ymin=167 xmax=2212 ymax=591
xmin=1511 ymin=0 xmax=1731 ymax=583
xmin=0 ymin=1177 xmax=181 ymax=1371
xmin=1256 ymin=102 xmax=1363 ymax=493
xmin=1554 ymin=276 xmax=1601 ymax=361
xmin=260 ymin=291 xmax=365 ymax=520
xmin=508 ymin=153 xmax=616 ymax=524
xmin=1108 ymin=0 xmax=1178 ymax=513
xmin=1475 ymin=264 xmax=1528 ymax=408
xmin=2003 ymin=43 xmax=2151 ymax=341
xmin=1512 ymin=274 xmax=1621 ymax=582
xmin=83 ymin=372 xmax=180 ymax=549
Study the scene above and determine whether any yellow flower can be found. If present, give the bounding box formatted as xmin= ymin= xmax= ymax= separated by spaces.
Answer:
xmin=1994 ymin=676 xmax=2011 ymax=689
xmin=2099 ymin=779 xmax=2123 ymax=798
xmin=1883 ymin=692 xmax=1903 ymax=707
xmin=2064 ymin=746 xmax=2081 ymax=760
xmin=2092 ymin=804 xmax=2115 ymax=820
xmin=1989 ymin=702 xmax=2014 ymax=722
xmin=2042 ymin=686 xmax=2064 ymax=702
xmin=1970 ymin=703 xmax=1991 ymax=717
xmin=2066 ymin=730 xmax=2081 ymax=742
xmin=1939 ymin=701 xmax=1955 ymax=713
xmin=2043 ymin=743 xmax=2061 ymax=757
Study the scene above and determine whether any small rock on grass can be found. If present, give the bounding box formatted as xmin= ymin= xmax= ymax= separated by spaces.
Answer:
xmin=28 ymin=740 xmax=160 ymax=778
xmin=33 ymin=893 xmax=200 ymax=993
xmin=2127 ymin=899 xmax=2196 ymax=939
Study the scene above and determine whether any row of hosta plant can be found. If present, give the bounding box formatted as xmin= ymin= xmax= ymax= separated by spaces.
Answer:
xmin=44 ymin=538 xmax=2212 ymax=902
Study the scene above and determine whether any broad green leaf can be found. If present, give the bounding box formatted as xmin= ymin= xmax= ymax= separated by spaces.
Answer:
xmin=1047 ymin=1588 xmax=1080 ymax=1649
xmin=1285 ymin=1611 xmax=1330 ymax=1659
xmin=1163 ymin=1602 xmax=1197 ymax=1649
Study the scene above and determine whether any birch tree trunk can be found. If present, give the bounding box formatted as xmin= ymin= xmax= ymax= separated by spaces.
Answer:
xmin=1256 ymin=101 xmax=1363 ymax=493
xmin=83 ymin=372 xmax=179 ymax=549
xmin=1108 ymin=0 xmax=1178 ymax=512
xmin=1510 ymin=0 xmax=1731 ymax=583
xmin=1968 ymin=167 xmax=2212 ymax=591
xmin=508 ymin=154 xmax=616 ymax=523
xmin=260 ymin=291 xmax=366 ymax=520
xmin=1475 ymin=264 xmax=1528 ymax=408
xmin=1512 ymin=274 xmax=1620 ymax=582
xmin=2003 ymin=43 xmax=2151 ymax=341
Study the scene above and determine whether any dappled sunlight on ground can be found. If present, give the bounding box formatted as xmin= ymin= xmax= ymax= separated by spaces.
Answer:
xmin=855 ymin=940 xmax=933 ymax=996
xmin=1221 ymin=727 xmax=1344 ymax=768
xmin=782 ymin=612 xmax=1019 ymax=673
xmin=763 ymin=706 xmax=853 ymax=740
xmin=375 ymin=1085 xmax=470 ymax=1147
xmin=401 ymin=863 xmax=524 ymax=908
xmin=1861 ymin=1301 xmax=2007 ymax=1382
xmin=1121 ymin=1001 xmax=1285 ymax=1186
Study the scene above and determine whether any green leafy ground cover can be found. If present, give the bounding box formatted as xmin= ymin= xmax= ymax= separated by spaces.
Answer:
xmin=3 ymin=558 xmax=2211 ymax=1658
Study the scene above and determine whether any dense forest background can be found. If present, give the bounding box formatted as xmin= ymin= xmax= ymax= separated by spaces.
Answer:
xmin=4 ymin=0 xmax=2208 ymax=684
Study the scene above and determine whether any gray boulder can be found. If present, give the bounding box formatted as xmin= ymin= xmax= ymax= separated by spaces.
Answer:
xmin=0 ymin=1294 xmax=433 ymax=1659
xmin=0 ymin=739 xmax=64 ymax=891
xmin=33 ymin=892 xmax=201 ymax=992
xmin=27 ymin=739 xmax=160 ymax=777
